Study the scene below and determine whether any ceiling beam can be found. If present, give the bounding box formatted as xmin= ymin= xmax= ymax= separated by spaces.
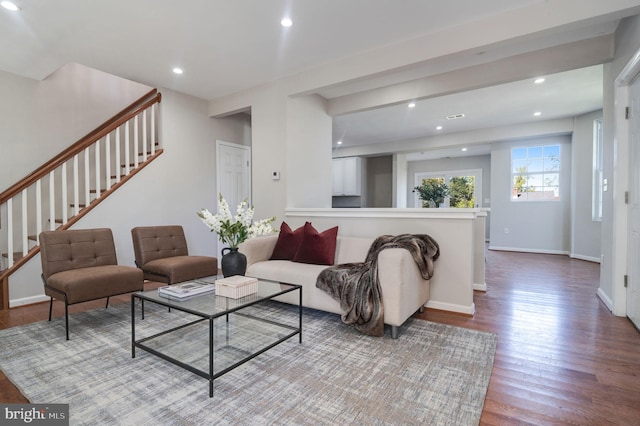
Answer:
xmin=327 ymin=35 xmax=613 ymax=117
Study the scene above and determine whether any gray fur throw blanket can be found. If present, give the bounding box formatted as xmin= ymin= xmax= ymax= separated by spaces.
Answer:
xmin=316 ymin=234 xmax=440 ymax=337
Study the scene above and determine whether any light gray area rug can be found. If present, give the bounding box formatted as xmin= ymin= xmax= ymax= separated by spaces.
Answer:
xmin=0 ymin=301 xmax=497 ymax=426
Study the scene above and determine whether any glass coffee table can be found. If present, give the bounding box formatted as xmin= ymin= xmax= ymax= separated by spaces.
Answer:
xmin=131 ymin=277 xmax=302 ymax=397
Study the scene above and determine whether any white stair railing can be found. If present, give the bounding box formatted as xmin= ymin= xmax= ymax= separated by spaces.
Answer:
xmin=0 ymin=91 xmax=161 ymax=274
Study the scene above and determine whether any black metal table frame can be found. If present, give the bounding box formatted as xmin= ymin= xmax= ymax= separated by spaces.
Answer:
xmin=131 ymin=283 xmax=302 ymax=397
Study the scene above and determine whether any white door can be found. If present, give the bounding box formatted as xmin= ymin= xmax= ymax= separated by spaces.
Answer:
xmin=627 ymin=75 xmax=640 ymax=329
xmin=216 ymin=141 xmax=251 ymax=257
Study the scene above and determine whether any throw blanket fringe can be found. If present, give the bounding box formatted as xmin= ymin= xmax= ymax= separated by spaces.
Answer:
xmin=316 ymin=234 xmax=439 ymax=336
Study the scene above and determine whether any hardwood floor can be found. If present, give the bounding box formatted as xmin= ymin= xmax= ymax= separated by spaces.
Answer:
xmin=1 ymin=249 xmax=639 ymax=424
xmin=415 ymin=248 xmax=640 ymax=425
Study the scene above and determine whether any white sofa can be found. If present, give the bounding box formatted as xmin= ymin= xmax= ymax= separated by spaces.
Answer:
xmin=238 ymin=234 xmax=430 ymax=338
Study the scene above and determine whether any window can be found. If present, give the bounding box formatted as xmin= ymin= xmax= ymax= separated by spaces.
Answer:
xmin=449 ymin=175 xmax=476 ymax=208
xmin=414 ymin=169 xmax=482 ymax=208
xmin=416 ymin=176 xmax=447 ymax=207
xmin=592 ymin=118 xmax=603 ymax=221
xmin=511 ymin=145 xmax=560 ymax=201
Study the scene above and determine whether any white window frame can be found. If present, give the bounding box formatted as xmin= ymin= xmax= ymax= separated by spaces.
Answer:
xmin=414 ymin=168 xmax=482 ymax=208
xmin=510 ymin=144 xmax=561 ymax=202
xmin=592 ymin=118 xmax=604 ymax=221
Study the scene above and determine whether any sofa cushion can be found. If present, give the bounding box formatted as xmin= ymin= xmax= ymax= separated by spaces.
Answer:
xmin=292 ymin=223 xmax=338 ymax=265
xmin=270 ymin=222 xmax=306 ymax=260
xmin=247 ymin=260 xmax=329 ymax=287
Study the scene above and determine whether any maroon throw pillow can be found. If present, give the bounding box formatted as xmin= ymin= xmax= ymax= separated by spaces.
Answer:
xmin=292 ymin=222 xmax=339 ymax=265
xmin=270 ymin=222 xmax=306 ymax=260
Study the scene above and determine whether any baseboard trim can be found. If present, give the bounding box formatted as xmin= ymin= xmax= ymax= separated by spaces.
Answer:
xmin=425 ymin=300 xmax=475 ymax=315
xmin=473 ymin=282 xmax=487 ymax=292
xmin=596 ymin=288 xmax=613 ymax=312
xmin=10 ymin=294 xmax=49 ymax=308
xmin=569 ymin=253 xmax=601 ymax=263
xmin=488 ymin=246 xmax=570 ymax=256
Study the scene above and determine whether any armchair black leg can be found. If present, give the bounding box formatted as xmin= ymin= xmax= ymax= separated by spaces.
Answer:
xmin=65 ymin=301 xmax=69 ymax=341
xmin=48 ymin=297 xmax=53 ymax=321
xmin=105 ymin=297 xmax=110 ymax=309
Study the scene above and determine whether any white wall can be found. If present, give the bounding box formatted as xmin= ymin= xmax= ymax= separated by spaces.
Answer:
xmin=571 ymin=110 xmax=603 ymax=262
xmin=0 ymin=63 xmax=152 ymax=192
xmin=286 ymin=95 xmax=333 ymax=208
xmin=393 ymin=154 xmax=408 ymax=208
xmin=489 ymin=135 xmax=572 ymax=254
xmin=225 ymin=84 xmax=289 ymax=222
xmin=7 ymin=85 xmax=250 ymax=306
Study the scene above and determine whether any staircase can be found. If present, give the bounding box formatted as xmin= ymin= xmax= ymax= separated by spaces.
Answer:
xmin=0 ymin=89 xmax=163 ymax=309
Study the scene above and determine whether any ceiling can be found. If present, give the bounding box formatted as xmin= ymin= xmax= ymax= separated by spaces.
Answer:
xmin=1 ymin=0 xmax=547 ymax=100
xmin=1 ymin=1 xmax=638 ymax=159
xmin=333 ymin=65 xmax=604 ymax=153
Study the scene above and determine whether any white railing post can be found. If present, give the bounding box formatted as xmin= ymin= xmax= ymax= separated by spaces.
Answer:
xmin=36 ymin=179 xmax=42 ymax=241
xmin=142 ymin=109 xmax=148 ymax=162
xmin=7 ymin=198 xmax=13 ymax=267
xmin=21 ymin=189 xmax=27 ymax=256
xmin=105 ymin=133 xmax=111 ymax=190
xmin=61 ymin=162 xmax=68 ymax=224
xmin=133 ymin=115 xmax=139 ymax=168
xmin=125 ymin=121 xmax=130 ymax=175
xmin=151 ymin=104 xmax=156 ymax=155
xmin=73 ymin=154 xmax=79 ymax=216
xmin=95 ymin=138 xmax=101 ymax=199
xmin=84 ymin=147 xmax=90 ymax=206
xmin=115 ymin=127 xmax=121 ymax=183
xmin=49 ymin=170 xmax=55 ymax=230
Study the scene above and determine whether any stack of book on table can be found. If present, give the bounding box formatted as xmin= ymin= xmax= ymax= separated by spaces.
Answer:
xmin=215 ymin=275 xmax=259 ymax=299
xmin=158 ymin=281 xmax=216 ymax=300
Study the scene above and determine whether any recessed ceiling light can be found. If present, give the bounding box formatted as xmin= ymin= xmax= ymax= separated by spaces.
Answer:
xmin=172 ymin=67 xmax=183 ymax=75
xmin=337 ymin=140 xmax=342 ymax=145
xmin=534 ymin=111 xmax=542 ymax=116
xmin=408 ymin=103 xmax=416 ymax=108
xmin=534 ymin=78 xmax=546 ymax=84
xmin=1 ymin=1 xmax=20 ymax=11
xmin=436 ymin=126 xmax=443 ymax=130
xmin=461 ymin=148 xmax=468 ymax=152
xmin=281 ymin=18 xmax=292 ymax=27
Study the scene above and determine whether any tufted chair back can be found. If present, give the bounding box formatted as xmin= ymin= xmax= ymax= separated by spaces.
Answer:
xmin=40 ymin=228 xmax=118 ymax=280
xmin=131 ymin=225 xmax=189 ymax=267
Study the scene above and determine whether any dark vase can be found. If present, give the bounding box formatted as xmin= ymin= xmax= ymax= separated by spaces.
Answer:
xmin=221 ymin=247 xmax=247 ymax=277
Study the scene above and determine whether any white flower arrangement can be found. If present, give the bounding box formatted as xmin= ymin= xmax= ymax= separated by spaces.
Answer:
xmin=197 ymin=194 xmax=276 ymax=248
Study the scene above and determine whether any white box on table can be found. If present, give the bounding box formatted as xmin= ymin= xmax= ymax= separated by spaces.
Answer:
xmin=215 ymin=275 xmax=259 ymax=299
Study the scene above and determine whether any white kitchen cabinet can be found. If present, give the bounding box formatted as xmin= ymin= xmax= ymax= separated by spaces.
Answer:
xmin=332 ymin=157 xmax=362 ymax=196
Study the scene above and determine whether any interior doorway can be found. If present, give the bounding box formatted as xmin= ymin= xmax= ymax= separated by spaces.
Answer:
xmin=215 ymin=140 xmax=251 ymax=259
